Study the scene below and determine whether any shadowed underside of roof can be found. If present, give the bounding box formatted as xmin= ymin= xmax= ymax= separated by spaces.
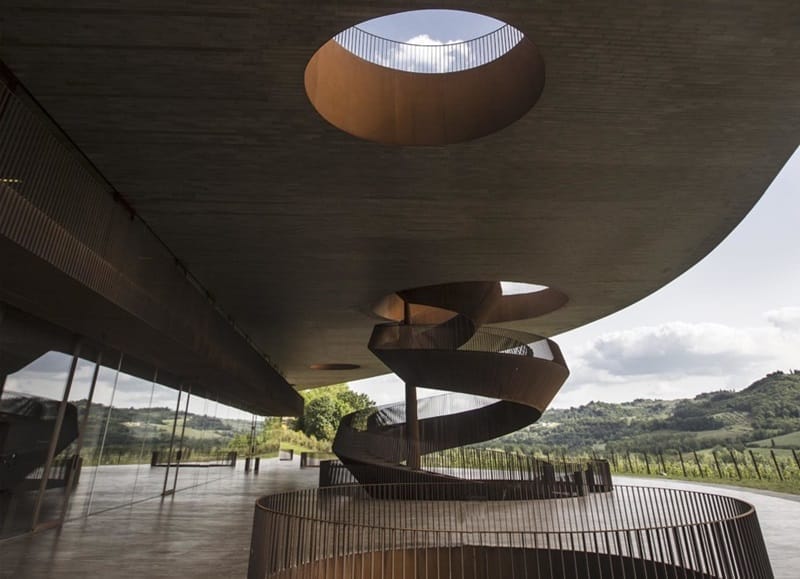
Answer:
xmin=0 ymin=1 xmax=798 ymax=395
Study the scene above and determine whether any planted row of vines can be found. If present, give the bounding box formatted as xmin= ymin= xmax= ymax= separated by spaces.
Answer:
xmin=569 ymin=447 xmax=800 ymax=483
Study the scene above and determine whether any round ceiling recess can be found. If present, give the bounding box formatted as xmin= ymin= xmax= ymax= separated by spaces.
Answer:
xmin=372 ymin=281 xmax=567 ymax=324
xmin=305 ymin=10 xmax=545 ymax=145
xmin=310 ymin=363 xmax=361 ymax=371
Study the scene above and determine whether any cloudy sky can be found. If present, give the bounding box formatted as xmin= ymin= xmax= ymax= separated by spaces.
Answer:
xmin=359 ymin=9 xmax=505 ymax=42
xmin=352 ymin=146 xmax=800 ymax=408
xmin=342 ymin=9 xmax=513 ymax=74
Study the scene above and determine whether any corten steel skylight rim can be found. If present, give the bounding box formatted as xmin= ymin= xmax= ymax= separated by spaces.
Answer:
xmin=304 ymin=23 xmax=545 ymax=146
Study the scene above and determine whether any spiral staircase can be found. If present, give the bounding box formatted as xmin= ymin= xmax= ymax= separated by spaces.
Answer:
xmin=332 ymin=281 xmax=571 ymax=485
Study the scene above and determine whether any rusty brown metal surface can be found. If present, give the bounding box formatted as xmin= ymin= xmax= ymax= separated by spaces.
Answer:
xmin=248 ymin=483 xmax=774 ymax=578
xmin=333 ymin=281 xmax=569 ymax=484
xmin=305 ymin=30 xmax=545 ymax=145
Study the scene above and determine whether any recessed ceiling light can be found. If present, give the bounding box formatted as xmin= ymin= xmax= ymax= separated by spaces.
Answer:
xmin=0 ymin=178 xmax=22 ymax=184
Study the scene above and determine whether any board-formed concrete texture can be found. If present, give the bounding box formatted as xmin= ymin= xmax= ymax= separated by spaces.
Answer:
xmin=1 ymin=1 xmax=799 ymax=394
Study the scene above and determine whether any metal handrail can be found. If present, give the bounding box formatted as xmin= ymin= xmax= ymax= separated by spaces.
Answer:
xmin=334 ymin=23 xmax=525 ymax=73
xmin=253 ymin=484 xmax=753 ymax=532
xmin=248 ymin=483 xmax=774 ymax=578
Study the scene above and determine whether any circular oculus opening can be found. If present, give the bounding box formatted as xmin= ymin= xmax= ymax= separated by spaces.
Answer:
xmin=309 ymin=363 xmax=361 ymax=371
xmin=304 ymin=10 xmax=545 ymax=145
xmin=336 ymin=10 xmax=521 ymax=74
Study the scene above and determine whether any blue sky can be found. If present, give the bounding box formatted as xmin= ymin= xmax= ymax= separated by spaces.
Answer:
xmin=358 ymin=10 xmax=504 ymax=42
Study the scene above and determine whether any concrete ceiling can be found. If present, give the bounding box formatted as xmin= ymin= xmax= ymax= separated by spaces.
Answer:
xmin=1 ymin=1 xmax=798 ymax=390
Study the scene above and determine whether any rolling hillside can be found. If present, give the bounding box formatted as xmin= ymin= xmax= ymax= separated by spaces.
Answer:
xmin=479 ymin=370 xmax=800 ymax=453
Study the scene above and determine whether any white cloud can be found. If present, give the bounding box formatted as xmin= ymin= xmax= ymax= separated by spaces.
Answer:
xmin=765 ymin=306 xmax=800 ymax=333
xmin=552 ymin=311 xmax=800 ymax=407
xmin=373 ymin=34 xmax=470 ymax=73
xmin=337 ymin=27 xmax=524 ymax=74
xmin=580 ymin=322 xmax=768 ymax=378
xmin=351 ymin=307 xmax=800 ymax=410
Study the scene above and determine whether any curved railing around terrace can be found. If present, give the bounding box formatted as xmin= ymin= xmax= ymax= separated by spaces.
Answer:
xmin=334 ymin=24 xmax=525 ymax=73
xmin=249 ymin=483 xmax=773 ymax=578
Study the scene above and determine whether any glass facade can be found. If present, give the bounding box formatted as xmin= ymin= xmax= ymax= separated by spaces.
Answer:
xmin=1 ymin=350 xmax=75 ymax=538
xmin=0 ymin=324 xmax=271 ymax=539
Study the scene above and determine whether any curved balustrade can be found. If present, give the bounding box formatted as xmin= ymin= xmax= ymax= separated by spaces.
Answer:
xmin=248 ymin=483 xmax=773 ymax=578
xmin=334 ymin=24 xmax=525 ymax=73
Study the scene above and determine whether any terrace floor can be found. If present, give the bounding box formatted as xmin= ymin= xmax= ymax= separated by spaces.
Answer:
xmin=0 ymin=461 xmax=797 ymax=578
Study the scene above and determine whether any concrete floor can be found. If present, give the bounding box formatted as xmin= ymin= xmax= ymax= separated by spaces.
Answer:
xmin=0 ymin=462 xmax=797 ymax=578
xmin=0 ymin=458 xmax=320 ymax=579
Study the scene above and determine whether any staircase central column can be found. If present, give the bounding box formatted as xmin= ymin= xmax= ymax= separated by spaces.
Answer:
xmin=404 ymin=301 xmax=421 ymax=470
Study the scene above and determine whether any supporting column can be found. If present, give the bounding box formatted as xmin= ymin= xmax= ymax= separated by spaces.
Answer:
xmin=403 ymin=301 xmax=420 ymax=470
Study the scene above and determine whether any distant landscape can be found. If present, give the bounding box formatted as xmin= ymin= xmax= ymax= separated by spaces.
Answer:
xmin=69 ymin=370 xmax=800 ymax=487
xmin=480 ymin=370 xmax=800 ymax=454
xmin=72 ymin=370 xmax=800 ymax=458
xmin=72 ymin=383 xmax=367 ymax=464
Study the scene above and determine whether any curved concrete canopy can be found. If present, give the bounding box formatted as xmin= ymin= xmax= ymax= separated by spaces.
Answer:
xmin=0 ymin=1 xmax=798 ymax=397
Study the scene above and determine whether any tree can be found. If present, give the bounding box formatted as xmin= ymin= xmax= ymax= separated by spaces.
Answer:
xmin=292 ymin=383 xmax=375 ymax=441
xmin=303 ymin=396 xmax=348 ymax=440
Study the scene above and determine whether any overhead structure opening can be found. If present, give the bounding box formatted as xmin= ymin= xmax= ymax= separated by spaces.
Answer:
xmin=372 ymin=281 xmax=568 ymax=324
xmin=304 ymin=10 xmax=545 ymax=145
xmin=334 ymin=10 xmax=523 ymax=74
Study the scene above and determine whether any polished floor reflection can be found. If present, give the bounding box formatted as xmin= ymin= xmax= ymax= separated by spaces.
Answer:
xmin=0 ymin=460 xmax=797 ymax=579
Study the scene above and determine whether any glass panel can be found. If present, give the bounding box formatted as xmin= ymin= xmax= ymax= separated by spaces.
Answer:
xmin=0 ymin=351 xmax=73 ymax=538
xmin=171 ymin=397 xmax=251 ymax=492
xmin=172 ymin=393 xmax=213 ymax=492
xmin=69 ymin=354 xmax=124 ymax=518
xmin=130 ymin=377 xmax=179 ymax=503
xmin=33 ymin=356 xmax=97 ymax=528
xmin=217 ymin=402 xmax=253 ymax=469
xmin=255 ymin=416 xmax=282 ymax=459
xmin=2 ymin=346 xmax=271 ymax=529
xmin=82 ymin=365 xmax=163 ymax=514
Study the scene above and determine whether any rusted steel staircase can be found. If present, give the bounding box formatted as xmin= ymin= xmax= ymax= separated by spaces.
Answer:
xmin=333 ymin=281 xmax=570 ymax=485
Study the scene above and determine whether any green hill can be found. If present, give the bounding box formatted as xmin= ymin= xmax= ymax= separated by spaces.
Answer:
xmin=478 ymin=370 xmax=800 ymax=453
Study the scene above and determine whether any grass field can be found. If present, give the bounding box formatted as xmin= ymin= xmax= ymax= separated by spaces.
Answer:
xmin=749 ymin=430 xmax=800 ymax=448
xmin=601 ymin=446 xmax=800 ymax=495
xmin=630 ymin=473 xmax=800 ymax=495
